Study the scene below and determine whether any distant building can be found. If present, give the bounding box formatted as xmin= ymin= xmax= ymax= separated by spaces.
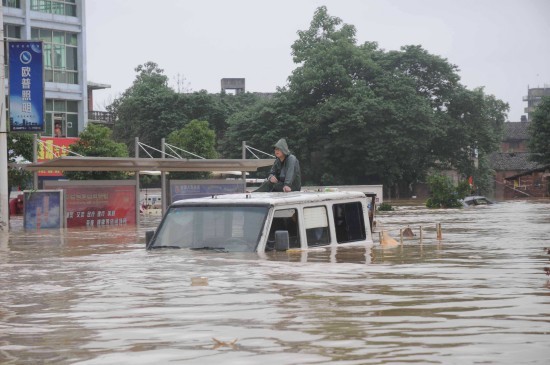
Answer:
xmin=499 ymin=121 xmax=530 ymax=153
xmin=503 ymin=165 xmax=550 ymax=199
xmin=221 ymin=78 xmax=245 ymax=94
xmin=523 ymin=85 xmax=550 ymax=120
xmin=488 ymin=121 xmax=544 ymax=199
xmin=220 ymin=78 xmax=275 ymax=99
xmin=2 ymin=0 xmax=111 ymax=137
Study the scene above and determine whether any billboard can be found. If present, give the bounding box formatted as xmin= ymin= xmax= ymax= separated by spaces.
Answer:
xmin=170 ymin=179 xmax=246 ymax=203
xmin=23 ymin=190 xmax=64 ymax=229
xmin=8 ymin=41 xmax=45 ymax=132
xmin=44 ymin=181 xmax=137 ymax=228
xmin=37 ymin=137 xmax=79 ymax=177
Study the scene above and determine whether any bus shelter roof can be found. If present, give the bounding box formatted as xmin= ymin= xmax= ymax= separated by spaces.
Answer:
xmin=24 ymin=156 xmax=274 ymax=172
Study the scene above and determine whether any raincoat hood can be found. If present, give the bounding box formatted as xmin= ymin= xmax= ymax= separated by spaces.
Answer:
xmin=273 ymin=138 xmax=290 ymax=156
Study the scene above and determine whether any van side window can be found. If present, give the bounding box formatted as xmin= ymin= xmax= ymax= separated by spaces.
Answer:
xmin=304 ymin=206 xmax=330 ymax=246
xmin=333 ymin=202 xmax=366 ymax=243
xmin=267 ymin=209 xmax=300 ymax=249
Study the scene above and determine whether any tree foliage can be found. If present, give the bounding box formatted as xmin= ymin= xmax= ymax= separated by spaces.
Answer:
xmin=425 ymin=174 xmax=470 ymax=209
xmin=111 ymin=62 xmax=183 ymax=153
xmin=222 ymin=6 xmax=508 ymax=192
xmin=111 ymin=62 xmax=266 ymax=156
xmin=528 ymin=96 xmax=550 ymax=165
xmin=167 ymin=120 xmax=218 ymax=179
xmin=7 ymin=133 xmax=34 ymax=191
xmin=108 ymin=7 xmax=508 ymax=193
xmin=64 ymin=124 xmax=129 ymax=180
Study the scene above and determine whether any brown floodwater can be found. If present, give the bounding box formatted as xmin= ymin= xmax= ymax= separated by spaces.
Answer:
xmin=1 ymin=200 xmax=549 ymax=364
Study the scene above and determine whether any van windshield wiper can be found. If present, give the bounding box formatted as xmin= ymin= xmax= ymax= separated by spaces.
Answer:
xmin=150 ymin=245 xmax=182 ymax=249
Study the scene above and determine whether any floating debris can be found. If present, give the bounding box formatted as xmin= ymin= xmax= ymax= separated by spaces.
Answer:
xmin=191 ymin=277 xmax=208 ymax=286
xmin=402 ymin=226 xmax=415 ymax=237
xmin=212 ymin=338 xmax=238 ymax=349
xmin=380 ymin=231 xmax=399 ymax=246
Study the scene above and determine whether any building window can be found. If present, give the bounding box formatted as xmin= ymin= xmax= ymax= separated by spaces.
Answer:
xmin=45 ymin=99 xmax=79 ymax=137
xmin=31 ymin=28 xmax=78 ymax=84
xmin=3 ymin=24 xmax=22 ymax=87
xmin=30 ymin=0 xmax=76 ymax=17
xmin=3 ymin=0 xmax=21 ymax=8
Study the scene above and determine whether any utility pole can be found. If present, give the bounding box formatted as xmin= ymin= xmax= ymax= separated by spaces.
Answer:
xmin=0 ymin=4 xmax=9 ymax=230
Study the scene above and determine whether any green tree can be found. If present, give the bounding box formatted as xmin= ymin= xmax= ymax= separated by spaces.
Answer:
xmin=274 ymin=6 xmax=465 ymax=189
xmin=528 ymin=96 xmax=550 ymax=165
xmin=437 ymin=87 xmax=507 ymax=173
xmin=167 ymin=120 xmax=218 ymax=179
xmin=425 ymin=174 xmax=469 ymax=208
xmin=111 ymin=62 xmax=183 ymax=153
xmin=7 ymin=133 xmax=34 ymax=192
xmin=64 ymin=124 xmax=129 ymax=180
xmin=110 ymin=62 xmax=259 ymax=154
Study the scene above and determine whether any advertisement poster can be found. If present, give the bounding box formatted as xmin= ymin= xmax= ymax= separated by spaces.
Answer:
xmin=44 ymin=182 xmax=137 ymax=228
xmin=23 ymin=190 xmax=64 ymax=229
xmin=170 ymin=180 xmax=245 ymax=203
xmin=38 ymin=137 xmax=79 ymax=177
xmin=8 ymin=41 xmax=45 ymax=132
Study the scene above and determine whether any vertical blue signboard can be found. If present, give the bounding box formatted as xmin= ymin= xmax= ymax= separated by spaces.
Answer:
xmin=8 ymin=41 xmax=45 ymax=132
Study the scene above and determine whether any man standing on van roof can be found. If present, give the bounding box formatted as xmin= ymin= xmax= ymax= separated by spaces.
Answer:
xmin=255 ymin=138 xmax=301 ymax=192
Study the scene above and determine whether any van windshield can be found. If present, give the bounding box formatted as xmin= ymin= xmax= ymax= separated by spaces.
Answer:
xmin=149 ymin=205 xmax=269 ymax=252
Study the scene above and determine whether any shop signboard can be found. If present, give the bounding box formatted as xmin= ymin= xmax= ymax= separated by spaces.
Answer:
xmin=37 ymin=137 xmax=79 ymax=177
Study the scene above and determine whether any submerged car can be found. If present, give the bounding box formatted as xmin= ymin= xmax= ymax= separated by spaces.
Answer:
xmin=461 ymin=195 xmax=494 ymax=207
xmin=146 ymin=191 xmax=374 ymax=253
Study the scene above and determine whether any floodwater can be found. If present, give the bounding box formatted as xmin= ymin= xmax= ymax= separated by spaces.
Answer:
xmin=1 ymin=200 xmax=549 ymax=364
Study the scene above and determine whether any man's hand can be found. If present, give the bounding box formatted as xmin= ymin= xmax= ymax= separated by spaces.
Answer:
xmin=283 ymin=186 xmax=292 ymax=192
xmin=269 ymin=175 xmax=278 ymax=183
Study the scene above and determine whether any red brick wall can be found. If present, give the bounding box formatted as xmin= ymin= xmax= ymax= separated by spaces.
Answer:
xmin=504 ymin=171 xmax=549 ymax=199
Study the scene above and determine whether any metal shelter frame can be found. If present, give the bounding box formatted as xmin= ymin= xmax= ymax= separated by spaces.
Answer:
xmin=23 ymin=137 xmax=274 ymax=221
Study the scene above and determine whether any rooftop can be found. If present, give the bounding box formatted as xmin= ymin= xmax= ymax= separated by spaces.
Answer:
xmin=503 ymin=121 xmax=530 ymax=141
xmin=488 ymin=152 xmax=541 ymax=171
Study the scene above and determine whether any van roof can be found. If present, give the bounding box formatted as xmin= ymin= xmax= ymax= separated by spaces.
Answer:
xmin=171 ymin=191 xmax=367 ymax=207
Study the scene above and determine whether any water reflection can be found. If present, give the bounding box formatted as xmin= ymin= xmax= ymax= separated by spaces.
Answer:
xmin=1 ymin=201 xmax=549 ymax=364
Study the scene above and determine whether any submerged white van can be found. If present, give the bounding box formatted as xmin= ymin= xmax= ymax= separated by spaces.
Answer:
xmin=146 ymin=191 xmax=374 ymax=253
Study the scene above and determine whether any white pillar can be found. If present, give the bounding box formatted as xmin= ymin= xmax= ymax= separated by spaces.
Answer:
xmin=0 ymin=4 xmax=10 ymax=229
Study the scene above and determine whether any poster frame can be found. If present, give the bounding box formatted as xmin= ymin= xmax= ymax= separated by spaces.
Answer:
xmin=23 ymin=189 xmax=65 ymax=229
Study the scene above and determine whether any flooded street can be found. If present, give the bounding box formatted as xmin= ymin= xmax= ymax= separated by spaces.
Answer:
xmin=1 ymin=200 xmax=549 ymax=364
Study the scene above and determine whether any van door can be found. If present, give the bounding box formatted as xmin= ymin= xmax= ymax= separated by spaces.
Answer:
xmin=266 ymin=208 xmax=301 ymax=250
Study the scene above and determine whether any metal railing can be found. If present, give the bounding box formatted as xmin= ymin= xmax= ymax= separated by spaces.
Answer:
xmin=88 ymin=110 xmax=114 ymax=125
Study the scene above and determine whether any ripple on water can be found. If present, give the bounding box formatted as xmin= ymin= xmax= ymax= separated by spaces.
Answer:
xmin=1 ymin=201 xmax=550 ymax=364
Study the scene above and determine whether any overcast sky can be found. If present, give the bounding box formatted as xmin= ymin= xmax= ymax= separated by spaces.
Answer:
xmin=85 ymin=0 xmax=550 ymax=122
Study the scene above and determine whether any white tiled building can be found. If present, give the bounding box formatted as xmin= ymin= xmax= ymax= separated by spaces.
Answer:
xmin=3 ymin=0 xmax=88 ymax=137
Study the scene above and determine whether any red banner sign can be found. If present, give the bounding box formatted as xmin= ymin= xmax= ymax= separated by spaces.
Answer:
xmin=38 ymin=137 xmax=79 ymax=176
xmin=63 ymin=185 xmax=137 ymax=228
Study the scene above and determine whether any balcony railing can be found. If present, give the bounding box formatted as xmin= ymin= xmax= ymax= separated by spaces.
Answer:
xmin=88 ymin=110 xmax=115 ymax=125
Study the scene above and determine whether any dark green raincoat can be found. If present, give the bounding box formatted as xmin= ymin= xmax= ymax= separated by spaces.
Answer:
xmin=255 ymin=138 xmax=301 ymax=192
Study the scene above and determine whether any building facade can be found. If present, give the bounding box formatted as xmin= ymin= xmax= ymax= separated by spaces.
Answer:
xmin=488 ymin=121 xmax=544 ymax=200
xmin=523 ymin=85 xmax=550 ymax=120
xmin=3 ymin=0 xmax=88 ymax=137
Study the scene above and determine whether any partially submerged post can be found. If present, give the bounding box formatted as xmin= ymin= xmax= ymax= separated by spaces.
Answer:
xmin=0 ymin=12 xmax=6 ymax=229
